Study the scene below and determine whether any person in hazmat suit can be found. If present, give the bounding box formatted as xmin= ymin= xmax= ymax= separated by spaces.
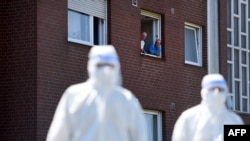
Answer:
xmin=46 ymin=45 xmax=148 ymax=141
xmin=171 ymin=73 xmax=244 ymax=141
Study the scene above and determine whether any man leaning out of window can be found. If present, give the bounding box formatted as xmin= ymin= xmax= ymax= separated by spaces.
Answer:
xmin=147 ymin=39 xmax=161 ymax=57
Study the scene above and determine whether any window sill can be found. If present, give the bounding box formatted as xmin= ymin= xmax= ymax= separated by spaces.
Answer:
xmin=234 ymin=111 xmax=250 ymax=115
xmin=140 ymin=52 xmax=161 ymax=59
xmin=185 ymin=61 xmax=202 ymax=67
xmin=68 ymin=38 xmax=94 ymax=47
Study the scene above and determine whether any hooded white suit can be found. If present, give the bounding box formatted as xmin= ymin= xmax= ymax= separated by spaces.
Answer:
xmin=46 ymin=45 xmax=148 ymax=141
xmin=171 ymin=74 xmax=244 ymax=141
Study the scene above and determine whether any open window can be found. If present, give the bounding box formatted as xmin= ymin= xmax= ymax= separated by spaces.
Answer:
xmin=67 ymin=0 xmax=107 ymax=46
xmin=184 ymin=22 xmax=202 ymax=66
xmin=141 ymin=10 xmax=162 ymax=58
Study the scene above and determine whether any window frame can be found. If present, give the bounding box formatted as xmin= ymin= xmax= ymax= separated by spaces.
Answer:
xmin=144 ymin=110 xmax=162 ymax=141
xmin=184 ymin=22 xmax=202 ymax=66
xmin=140 ymin=10 xmax=162 ymax=58
xmin=68 ymin=10 xmax=93 ymax=46
xmin=67 ymin=2 xmax=107 ymax=46
xmin=227 ymin=0 xmax=250 ymax=114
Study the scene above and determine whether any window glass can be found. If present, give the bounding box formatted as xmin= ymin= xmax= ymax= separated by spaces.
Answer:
xmin=234 ymin=0 xmax=238 ymax=14
xmin=68 ymin=10 xmax=90 ymax=42
xmin=233 ymin=17 xmax=239 ymax=46
xmin=185 ymin=27 xmax=198 ymax=63
xmin=144 ymin=110 xmax=162 ymax=141
xmin=241 ymin=4 xmax=246 ymax=32
xmin=227 ymin=63 xmax=232 ymax=93
xmin=184 ymin=23 xmax=202 ymax=66
xmin=227 ymin=31 xmax=232 ymax=44
xmin=234 ymin=49 xmax=239 ymax=78
xmin=241 ymin=35 xmax=246 ymax=49
xmin=145 ymin=113 xmax=158 ymax=141
xmin=235 ymin=81 xmax=240 ymax=111
xmin=227 ymin=0 xmax=231 ymax=28
xmin=243 ymin=98 xmax=247 ymax=112
xmin=242 ymin=67 xmax=247 ymax=96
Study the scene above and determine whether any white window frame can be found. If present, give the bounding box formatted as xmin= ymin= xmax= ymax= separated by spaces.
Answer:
xmin=184 ymin=22 xmax=202 ymax=66
xmin=67 ymin=0 xmax=107 ymax=46
xmin=227 ymin=0 xmax=250 ymax=114
xmin=141 ymin=10 xmax=162 ymax=58
xmin=144 ymin=110 xmax=162 ymax=141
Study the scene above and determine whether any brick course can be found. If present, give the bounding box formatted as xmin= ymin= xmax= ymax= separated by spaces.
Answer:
xmin=110 ymin=1 xmax=207 ymax=140
xmin=0 ymin=0 xmax=37 ymax=140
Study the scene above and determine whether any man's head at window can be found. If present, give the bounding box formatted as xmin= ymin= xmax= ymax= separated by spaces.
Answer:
xmin=155 ymin=39 xmax=161 ymax=47
xmin=141 ymin=32 xmax=147 ymax=41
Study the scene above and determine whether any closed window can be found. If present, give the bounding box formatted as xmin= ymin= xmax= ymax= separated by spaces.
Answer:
xmin=184 ymin=23 xmax=202 ymax=66
xmin=67 ymin=0 xmax=107 ymax=46
xmin=144 ymin=110 xmax=162 ymax=141
xmin=227 ymin=0 xmax=250 ymax=113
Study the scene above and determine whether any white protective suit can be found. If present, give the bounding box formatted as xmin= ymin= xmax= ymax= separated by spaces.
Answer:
xmin=171 ymin=74 xmax=244 ymax=141
xmin=46 ymin=45 xmax=148 ymax=141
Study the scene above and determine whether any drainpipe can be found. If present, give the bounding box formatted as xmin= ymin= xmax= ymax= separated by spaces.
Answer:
xmin=207 ymin=0 xmax=219 ymax=74
xmin=207 ymin=1 xmax=232 ymax=109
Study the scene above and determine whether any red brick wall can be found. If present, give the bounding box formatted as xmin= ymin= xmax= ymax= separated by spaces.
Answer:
xmin=36 ymin=0 xmax=90 ymax=141
xmin=109 ymin=0 xmax=208 ymax=140
xmin=0 ymin=0 xmax=37 ymax=140
xmin=1 ymin=0 xmax=249 ymax=141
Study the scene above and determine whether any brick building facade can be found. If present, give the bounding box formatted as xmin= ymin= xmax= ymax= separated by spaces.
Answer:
xmin=1 ymin=0 xmax=249 ymax=141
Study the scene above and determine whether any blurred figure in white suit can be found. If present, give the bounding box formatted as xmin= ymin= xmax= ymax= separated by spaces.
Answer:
xmin=171 ymin=74 xmax=244 ymax=141
xmin=46 ymin=45 xmax=148 ymax=141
